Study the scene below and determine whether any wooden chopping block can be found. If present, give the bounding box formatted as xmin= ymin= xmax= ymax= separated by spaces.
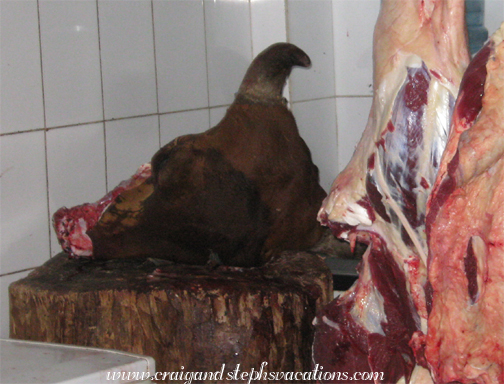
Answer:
xmin=9 ymin=251 xmax=332 ymax=383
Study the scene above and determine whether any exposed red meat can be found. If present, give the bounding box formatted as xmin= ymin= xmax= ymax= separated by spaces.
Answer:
xmin=53 ymin=43 xmax=327 ymax=267
xmin=53 ymin=163 xmax=152 ymax=257
xmin=425 ymin=24 xmax=504 ymax=384
xmin=313 ymin=0 xmax=469 ymax=382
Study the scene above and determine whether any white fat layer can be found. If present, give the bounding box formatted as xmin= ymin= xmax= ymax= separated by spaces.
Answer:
xmin=372 ymin=72 xmax=454 ymax=265
xmin=350 ymin=248 xmax=388 ymax=335
xmin=73 ymin=246 xmax=92 ymax=257
xmin=350 ymin=282 xmax=387 ymax=336
xmin=338 ymin=232 xmax=349 ymax=240
xmin=469 ymin=235 xmax=488 ymax=303
xmin=322 ymin=316 xmax=341 ymax=331
xmin=419 ymin=79 xmax=452 ymax=202
xmin=77 ymin=217 xmax=88 ymax=233
xmin=491 ymin=22 xmax=504 ymax=46
xmin=320 ymin=54 xmax=411 ymax=223
xmin=376 ymin=55 xmax=411 ymax=131
xmin=343 ymin=203 xmax=373 ymax=226
xmin=396 ymin=365 xmax=435 ymax=384
xmin=373 ymin=154 xmax=428 ymax=264
xmin=70 ymin=218 xmax=93 ymax=257
xmin=404 ymin=54 xmax=423 ymax=69
xmin=420 ymin=317 xmax=428 ymax=334
xmin=325 ymin=53 xmax=455 ymax=238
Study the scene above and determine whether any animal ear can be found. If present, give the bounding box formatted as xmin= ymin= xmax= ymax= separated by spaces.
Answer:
xmin=256 ymin=42 xmax=311 ymax=70
xmin=286 ymin=44 xmax=311 ymax=68
xmin=237 ymin=43 xmax=311 ymax=103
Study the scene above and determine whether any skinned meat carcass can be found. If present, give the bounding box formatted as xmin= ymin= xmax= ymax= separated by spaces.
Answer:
xmin=313 ymin=0 xmax=469 ymax=383
xmin=424 ymin=24 xmax=504 ymax=384
xmin=53 ymin=43 xmax=327 ymax=268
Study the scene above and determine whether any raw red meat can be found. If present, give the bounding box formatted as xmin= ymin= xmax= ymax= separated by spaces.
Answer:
xmin=313 ymin=0 xmax=469 ymax=382
xmin=424 ymin=24 xmax=504 ymax=384
xmin=53 ymin=163 xmax=151 ymax=257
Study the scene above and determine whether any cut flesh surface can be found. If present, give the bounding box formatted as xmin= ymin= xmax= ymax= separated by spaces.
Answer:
xmin=425 ymin=24 xmax=504 ymax=384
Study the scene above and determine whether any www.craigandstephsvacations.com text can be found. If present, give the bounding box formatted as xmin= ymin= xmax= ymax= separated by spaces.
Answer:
xmin=106 ymin=363 xmax=385 ymax=383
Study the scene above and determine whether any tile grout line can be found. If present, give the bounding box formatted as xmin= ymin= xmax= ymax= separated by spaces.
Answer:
xmin=0 ymin=268 xmax=36 ymax=278
xmin=95 ymin=0 xmax=108 ymax=192
xmin=0 ymin=94 xmax=372 ymax=138
xmin=202 ymin=0 xmax=212 ymax=130
xmin=284 ymin=0 xmax=292 ymax=104
xmin=329 ymin=0 xmax=340 ymax=175
xmin=248 ymin=0 xmax=254 ymax=57
xmin=36 ymin=0 xmax=53 ymax=260
xmin=284 ymin=0 xmax=290 ymax=44
xmin=0 ymin=104 xmax=239 ymax=138
xmin=291 ymin=95 xmax=341 ymax=105
xmin=150 ymin=0 xmax=162 ymax=149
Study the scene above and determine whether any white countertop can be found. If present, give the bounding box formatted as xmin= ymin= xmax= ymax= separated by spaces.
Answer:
xmin=0 ymin=339 xmax=155 ymax=384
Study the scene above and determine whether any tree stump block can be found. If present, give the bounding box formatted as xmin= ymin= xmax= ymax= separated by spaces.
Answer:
xmin=9 ymin=251 xmax=332 ymax=383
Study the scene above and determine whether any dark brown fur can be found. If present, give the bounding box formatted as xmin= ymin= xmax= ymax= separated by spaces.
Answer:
xmin=89 ymin=43 xmax=326 ymax=267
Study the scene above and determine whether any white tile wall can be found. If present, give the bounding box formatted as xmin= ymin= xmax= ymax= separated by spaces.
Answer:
xmin=204 ymin=0 xmax=253 ymax=107
xmin=485 ymin=0 xmax=504 ymax=34
xmin=39 ymin=0 xmax=103 ymax=128
xmin=1 ymin=0 xmax=502 ymax=338
xmin=250 ymin=0 xmax=287 ymax=56
xmin=291 ymin=98 xmax=338 ymax=192
xmin=1 ymin=131 xmax=50 ymax=274
xmin=288 ymin=0 xmax=336 ymax=102
xmin=99 ymin=0 xmax=158 ymax=119
xmin=46 ymin=124 xmax=107 ymax=211
xmin=105 ymin=116 xmax=160 ymax=189
xmin=153 ymin=0 xmax=208 ymax=113
xmin=0 ymin=0 xmax=44 ymax=134
xmin=332 ymin=0 xmax=380 ymax=96
xmin=160 ymin=109 xmax=210 ymax=145
xmin=336 ymin=96 xmax=373 ymax=170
